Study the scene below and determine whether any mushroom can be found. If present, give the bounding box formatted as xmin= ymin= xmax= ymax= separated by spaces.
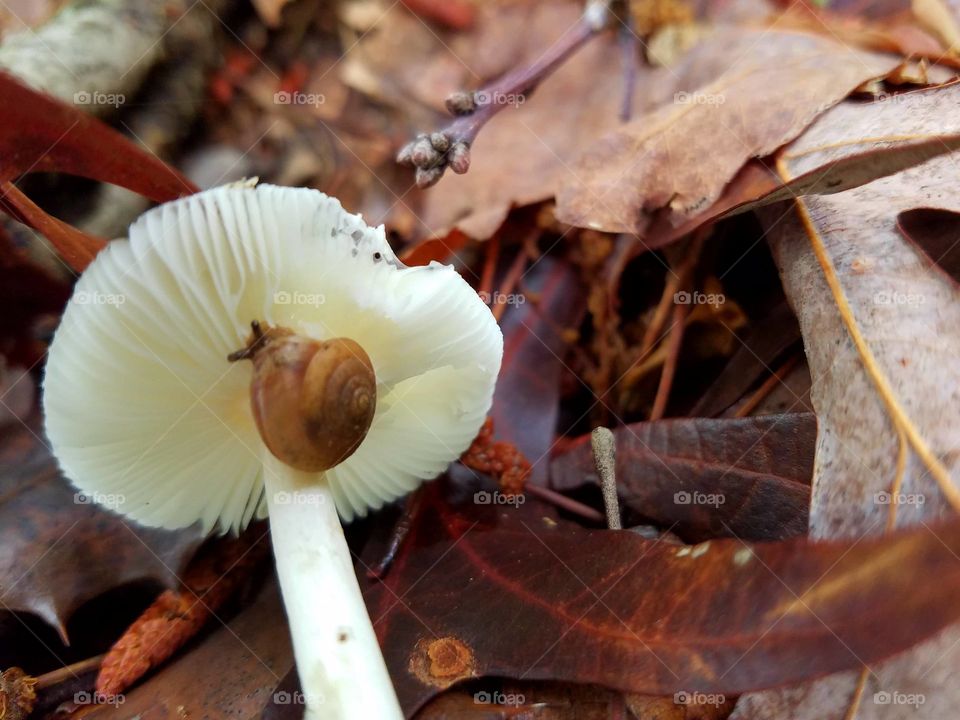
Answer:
xmin=42 ymin=183 xmax=503 ymax=718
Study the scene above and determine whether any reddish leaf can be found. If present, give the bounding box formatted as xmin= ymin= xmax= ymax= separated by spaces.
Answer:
xmin=400 ymin=229 xmax=471 ymax=267
xmin=0 ymin=412 xmax=203 ymax=640
xmin=0 ymin=181 xmax=104 ymax=271
xmin=361 ymin=481 xmax=960 ymax=715
xmin=491 ymin=258 xmax=583 ymax=483
xmin=0 ymin=71 xmax=194 ymax=197
xmin=0 ymin=71 xmax=197 ymax=271
xmin=549 ymin=413 xmax=815 ymax=542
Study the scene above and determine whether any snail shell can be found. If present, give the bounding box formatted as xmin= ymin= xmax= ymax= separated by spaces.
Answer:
xmin=232 ymin=323 xmax=376 ymax=472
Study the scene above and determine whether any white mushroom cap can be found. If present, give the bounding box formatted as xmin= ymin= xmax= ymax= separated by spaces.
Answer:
xmin=43 ymin=184 xmax=503 ymax=533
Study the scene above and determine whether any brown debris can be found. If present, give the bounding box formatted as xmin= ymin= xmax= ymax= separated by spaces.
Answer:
xmin=95 ymin=527 xmax=269 ymax=697
xmin=461 ymin=417 xmax=531 ymax=496
xmin=0 ymin=668 xmax=37 ymax=720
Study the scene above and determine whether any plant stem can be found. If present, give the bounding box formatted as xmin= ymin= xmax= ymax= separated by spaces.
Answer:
xmin=262 ymin=452 xmax=402 ymax=720
xmin=397 ymin=3 xmax=610 ymax=187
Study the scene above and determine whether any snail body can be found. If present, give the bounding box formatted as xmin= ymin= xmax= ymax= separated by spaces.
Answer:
xmin=230 ymin=322 xmax=377 ymax=472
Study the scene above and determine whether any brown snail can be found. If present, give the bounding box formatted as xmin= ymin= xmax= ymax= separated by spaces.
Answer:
xmin=228 ymin=320 xmax=376 ymax=472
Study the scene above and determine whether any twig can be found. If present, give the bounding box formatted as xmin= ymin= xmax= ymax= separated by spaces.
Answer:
xmin=397 ymin=1 xmax=612 ymax=187
xmin=493 ymin=248 xmax=528 ymax=323
xmin=461 ymin=418 xmax=604 ymax=522
xmin=591 ymin=426 xmax=621 ymax=529
xmin=639 ymin=272 xmax=682 ymax=356
xmin=732 ymin=352 xmax=800 ymax=418
xmin=525 ymin=483 xmax=605 ymax=523
xmin=34 ymin=656 xmax=104 ymax=690
xmin=367 ymin=488 xmax=425 ymax=579
xmin=649 ymin=233 xmax=705 ymax=420
xmin=478 ymin=232 xmax=501 ymax=299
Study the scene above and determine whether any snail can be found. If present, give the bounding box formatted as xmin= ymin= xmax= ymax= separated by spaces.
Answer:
xmin=228 ymin=320 xmax=376 ymax=472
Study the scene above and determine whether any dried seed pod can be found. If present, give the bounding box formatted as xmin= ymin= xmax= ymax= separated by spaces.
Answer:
xmin=231 ymin=322 xmax=376 ymax=472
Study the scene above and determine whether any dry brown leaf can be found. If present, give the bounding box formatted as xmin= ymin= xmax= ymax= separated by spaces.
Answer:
xmin=912 ymin=0 xmax=960 ymax=52
xmin=648 ymin=81 xmax=960 ymax=247
xmin=0 ymin=412 xmax=203 ymax=640
xmin=732 ymin=148 xmax=960 ymax=718
xmin=415 ymin=0 xmax=630 ymax=240
xmin=553 ymin=28 xmax=901 ymax=236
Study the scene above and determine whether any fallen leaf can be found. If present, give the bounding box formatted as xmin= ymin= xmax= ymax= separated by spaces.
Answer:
xmin=733 ymin=143 xmax=960 ymax=716
xmin=0 ymin=412 xmax=203 ymax=640
xmin=491 ymin=258 xmax=583 ymax=484
xmin=414 ymin=0 xmax=633 ymax=240
xmin=898 ymin=207 xmax=960 ymax=281
xmin=95 ymin=526 xmax=270 ymax=697
xmin=647 ymin=80 xmax=960 ymax=247
xmin=553 ymin=28 xmax=901 ymax=236
xmin=913 ymin=0 xmax=960 ymax=52
xmin=360 ymin=480 xmax=960 ymax=716
xmin=0 ymin=71 xmax=196 ymax=270
xmin=690 ymin=301 xmax=803 ymax=418
xmin=549 ymin=413 xmax=815 ymax=542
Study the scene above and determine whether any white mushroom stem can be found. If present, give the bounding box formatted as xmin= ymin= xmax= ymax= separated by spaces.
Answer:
xmin=262 ymin=451 xmax=403 ymax=720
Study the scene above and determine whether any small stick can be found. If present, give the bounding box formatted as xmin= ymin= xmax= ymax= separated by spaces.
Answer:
xmin=732 ymin=353 xmax=800 ymax=418
xmin=478 ymin=232 xmax=501 ymax=299
xmin=367 ymin=487 xmax=425 ymax=579
xmin=492 ymin=248 xmax=528 ymax=323
xmin=591 ymin=427 xmax=621 ymax=529
xmin=649 ymin=299 xmax=689 ymax=421
xmin=649 ymin=232 xmax=706 ymax=420
xmin=525 ymin=483 xmax=605 ymax=523
xmin=34 ymin=655 xmax=105 ymax=690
